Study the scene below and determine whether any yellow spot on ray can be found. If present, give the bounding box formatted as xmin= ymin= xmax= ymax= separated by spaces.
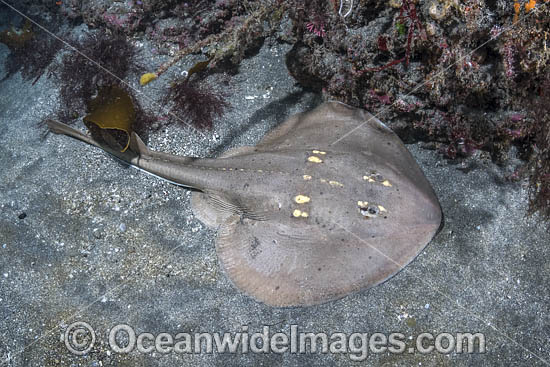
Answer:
xmin=303 ymin=175 xmax=312 ymax=180
xmin=329 ymin=180 xmax=344 ymax=187
xmin=378 ymin=205 xmax=387 ymax=212
xmin=307 ymin=156 xmax=323 ymax=163
xmin=294 ymin=195 xmax=311 ymax=204
xmin=363 ymin=174 xmax=392 ymax=187
xmin=292 ymin=209 xmax=309 ymax=218
xmin=312 ymin=150 xmax=326 ymax=155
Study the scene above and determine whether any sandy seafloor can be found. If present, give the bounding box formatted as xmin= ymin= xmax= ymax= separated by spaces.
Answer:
xmin=0 ymin=24 xmax=549 ymax=367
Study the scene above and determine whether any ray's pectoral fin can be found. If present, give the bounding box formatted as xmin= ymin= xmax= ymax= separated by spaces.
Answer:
xmin=215 ymin=215 xmax=395 ymax=307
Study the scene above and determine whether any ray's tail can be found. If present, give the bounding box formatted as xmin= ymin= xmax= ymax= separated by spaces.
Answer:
xmin=46 ymin=119 xmax=148 ymax=163
xmin=47 ymin=119 xmax=102 ymax=149
xmin=46 ymin=119 xmax=208 ymax=190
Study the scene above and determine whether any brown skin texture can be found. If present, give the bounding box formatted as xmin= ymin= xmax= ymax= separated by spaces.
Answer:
xmin=46 ymin=102 xmax=442 ymax=306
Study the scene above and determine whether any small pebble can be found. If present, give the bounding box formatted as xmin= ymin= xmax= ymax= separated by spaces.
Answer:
xmin=118 ymin=223 xmax=127 ymax=232
xmin=92 ymin=228 xmax=102 ymax=239
xmin=18 ymin=212 xmax=27 ymax=220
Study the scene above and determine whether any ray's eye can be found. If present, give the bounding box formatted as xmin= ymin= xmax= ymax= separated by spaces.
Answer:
xmin=360 ymin=205 xmax=379 ymax=218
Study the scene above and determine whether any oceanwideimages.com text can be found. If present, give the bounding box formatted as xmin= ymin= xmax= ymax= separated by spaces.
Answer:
xmin=64 ymin=322 xmax=486 ymax=361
